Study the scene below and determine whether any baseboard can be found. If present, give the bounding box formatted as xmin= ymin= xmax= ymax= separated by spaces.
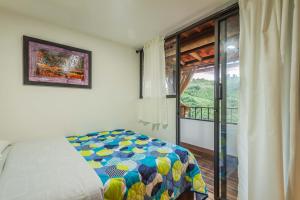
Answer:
xmin=180 ymin=142 xmax=214 ymax=158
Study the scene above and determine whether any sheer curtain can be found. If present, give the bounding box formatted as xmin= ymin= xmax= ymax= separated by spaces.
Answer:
xmin=138 ymin=36 xmax=168 ymax=130
xmin=239 ymin=0 xmax=299 ymax=200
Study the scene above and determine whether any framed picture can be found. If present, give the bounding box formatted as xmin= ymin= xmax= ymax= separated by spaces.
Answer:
xmin=23 ymin=36 xmax=92 ymax=88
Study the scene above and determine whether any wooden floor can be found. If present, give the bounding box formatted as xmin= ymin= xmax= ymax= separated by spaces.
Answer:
xmin=181 ymin=143 xmax=238 ymax=200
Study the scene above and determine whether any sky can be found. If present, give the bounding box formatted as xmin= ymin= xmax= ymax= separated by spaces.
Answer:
xmin=193 ymin=62 xmax=240 ymax=80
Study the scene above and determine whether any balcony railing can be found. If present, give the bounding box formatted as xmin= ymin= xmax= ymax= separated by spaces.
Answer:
xmin=181 ymin=106 xmax=238 ymax=124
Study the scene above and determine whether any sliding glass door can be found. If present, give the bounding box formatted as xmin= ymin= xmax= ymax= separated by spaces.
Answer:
xmin=215 ymin=12 xmax=239 ymax=200
xmin=137 ymin=5 xmax=240 ymax=199
xmin=168 ymin=3 xmax=239 ymax=200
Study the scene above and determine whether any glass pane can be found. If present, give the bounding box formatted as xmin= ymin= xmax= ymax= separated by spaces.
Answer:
xmin=226 ymin=14 xmax=239 ymax=200
xmin=181 ymin=70 xmax=215 ymax=120
xmin=219 ymin=14 xmax=239 ymax=200
xmin=219 ymin=18 xmax=227 ymax=199
xmin=165 ymin=37 xmax=177 ymax=96
xmin=179 ymin=20 xmax=216 ymax=200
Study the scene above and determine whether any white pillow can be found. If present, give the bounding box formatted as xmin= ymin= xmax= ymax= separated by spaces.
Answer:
xmin=0 ymin=140 xmax=11 ymax=155
xmin=0 ymin=145 xmax=11 ymax=175
xmin=0 ymin=140 xmax=12 ymax=175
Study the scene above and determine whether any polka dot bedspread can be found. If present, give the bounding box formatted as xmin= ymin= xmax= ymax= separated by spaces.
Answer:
xmin=67 ymin=129 xmax=208 ymax=200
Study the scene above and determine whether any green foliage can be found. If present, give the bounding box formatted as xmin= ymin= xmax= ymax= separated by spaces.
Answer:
xmin=181 ymin=75 xmax=239 ymax=123
xmin=181 ymin=78 xmax=214 ymax=107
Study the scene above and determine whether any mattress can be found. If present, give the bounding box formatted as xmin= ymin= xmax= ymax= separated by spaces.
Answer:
xmin=0 ymin=129 xmax=208 ymax=200
xmin=0 ymin=137 xmax=103 ymax=200
xmin=67 ymin=129 xmax=208 ymax=200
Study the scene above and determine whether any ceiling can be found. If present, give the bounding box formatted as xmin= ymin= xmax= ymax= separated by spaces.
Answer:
xmin=0 ymin=0 xmax=233 ymax=48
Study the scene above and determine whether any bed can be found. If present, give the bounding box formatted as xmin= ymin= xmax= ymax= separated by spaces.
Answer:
xmin=0 ymin=129 xmax=208 ymax=200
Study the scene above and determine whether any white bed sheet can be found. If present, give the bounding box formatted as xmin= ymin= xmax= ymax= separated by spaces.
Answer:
xmin=0 ymin=137 xmax=103 ymax=200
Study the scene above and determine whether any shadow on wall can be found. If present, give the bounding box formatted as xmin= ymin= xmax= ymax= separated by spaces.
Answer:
xmin=180 ymin=118 xmax=238 ymax=156
xmin=136 ymin=98 xmax=176 ymax=143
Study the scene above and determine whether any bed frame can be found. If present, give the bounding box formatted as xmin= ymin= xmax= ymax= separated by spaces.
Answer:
xmin=177 ymin=191 xmax=194 ymax=200
xmin=177 ymin=191 xmax=208 ymax=200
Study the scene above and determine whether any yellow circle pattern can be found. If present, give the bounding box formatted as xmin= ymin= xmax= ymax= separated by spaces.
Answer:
xmin=127 ymin=182 xmax=146 ymax=200
xmin=104 ymin=178 xmax=126 ymax=200
xmin=119 ymin=140 xmax=132 ymax=147
xmin=193 ymin=173 xmax=206 ymax=193
xmin=156 ymin=157 xmax=171 ymax=175
xmin=79 ymin=136 xmax=90 ymax=141
xmin=133 ymin=147 xmax=145 ymax=154
xmin=88 ymin=160 xmax=102 ymax=169
xmin=97 ymin=149 xmax=113 ymax=156
xmin=135 ymin=140 xmax=149 ymax=145
xmin=117 ymin=163 xmax=129 ymax=171
xmin=160 ymin=190 xmax=170 ymax=200
xmin=157 ymin=147 xmax=172 ymax=154
xmin=67 ymin=137 xmax=77 ymax=141
xmin=172 ymin=160 xmax=183 ymax=182
xmin=80 ymin=150 xmax=94 ymax=157
xmin=99 ymin=131 xmax=110 ymax=135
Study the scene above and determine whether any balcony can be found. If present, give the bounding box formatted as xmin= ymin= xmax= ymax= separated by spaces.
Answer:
xmin=180 ymin=105 xmax=239 ymax=199
xmin=180 ymin=105 xmax=238 ymax=156
xmin=180 ymin=105 xmax=238 ymax=124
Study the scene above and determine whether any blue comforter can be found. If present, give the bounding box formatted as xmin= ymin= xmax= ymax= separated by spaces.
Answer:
xmin=67 ymin=129 xmax=208 ymax=200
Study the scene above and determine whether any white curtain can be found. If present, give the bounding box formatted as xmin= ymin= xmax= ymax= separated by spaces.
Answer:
xmin=138 ymin=36 xmax=168 ymax=130
xmin=239 ymin=0 xmax=300 ymax=200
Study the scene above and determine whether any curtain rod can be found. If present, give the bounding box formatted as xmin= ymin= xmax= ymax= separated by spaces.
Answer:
xmin=165 ymin=2 xmax=238 ymax=40
xmin=136 ymin=1 xmax=238 ymax=52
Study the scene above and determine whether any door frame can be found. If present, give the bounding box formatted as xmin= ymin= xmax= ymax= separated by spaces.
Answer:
xmin=214 ymin=10 xmax=239 ymax=200
xmin=137 ymin=3 xmax=239 ymax=200
xmin=174 ymin=4 xmax=239 ymax=200
xmin=174 ymin=3 xmax=239 ymax=144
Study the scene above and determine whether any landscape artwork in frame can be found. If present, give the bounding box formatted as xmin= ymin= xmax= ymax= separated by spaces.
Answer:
xmin=23 ymin=36 xmax=92 ymax=88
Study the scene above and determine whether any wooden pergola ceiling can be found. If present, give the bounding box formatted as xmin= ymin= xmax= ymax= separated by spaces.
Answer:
xmin=165 ymin=19 xmax=239 ymax=74
xmin=180 ymin=21 xmax=215 ymax=73
xmin=164 ymin=13 xmax=239 ymax=98
xmin=165 ymin=20 xmax=216 ymax=73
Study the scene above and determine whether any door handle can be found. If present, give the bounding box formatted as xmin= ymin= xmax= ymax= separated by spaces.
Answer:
xmin=216 ymin=83 xmax=223 ymax=100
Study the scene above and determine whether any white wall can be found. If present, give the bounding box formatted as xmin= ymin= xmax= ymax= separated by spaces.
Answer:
xmin=181 ymin=119 xmax=214 ymax=150
xmin=0 ymin=10 xmax=139 ymax=141
xmin=136 ymin=98 xmax=176 ymax=144
xmin=180 ymin=119 xmax=238 ymax=156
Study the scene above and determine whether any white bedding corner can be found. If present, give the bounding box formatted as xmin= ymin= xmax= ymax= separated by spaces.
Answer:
xmin=0 ymin=137 xmax=103 ymax=200
xmin=0 ymin=140 xmax=11 ymax=154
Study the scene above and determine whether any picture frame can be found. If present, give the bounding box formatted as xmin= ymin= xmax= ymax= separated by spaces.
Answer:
xmin=23 ymin=36 xmax=92 ymax=88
